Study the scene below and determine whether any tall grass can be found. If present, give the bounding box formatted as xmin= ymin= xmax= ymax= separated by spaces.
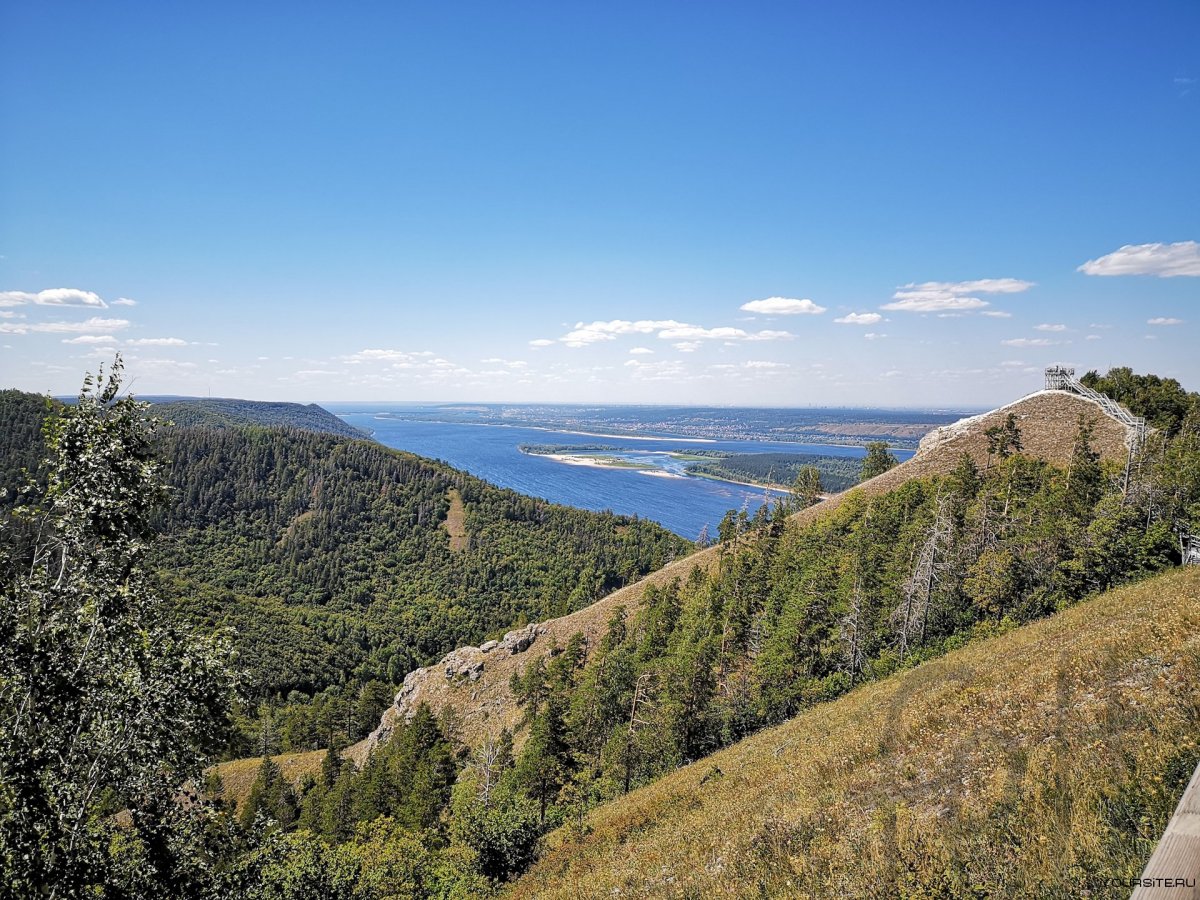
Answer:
xmin=508 ymin=568 xmax=1200 ymax=899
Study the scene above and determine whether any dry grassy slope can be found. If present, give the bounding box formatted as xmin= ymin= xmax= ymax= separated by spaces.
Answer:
xmin=350 ymin=389 xmax=1136 ymax=760
xmin=507 ymin=567 xmax=1200 ymax=900
xmin=212 ymin=748 xmax=326 ymax=813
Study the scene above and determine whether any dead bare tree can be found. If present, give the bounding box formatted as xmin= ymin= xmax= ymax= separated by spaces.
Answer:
xmin=894 ymin=490 xmax=955 ymax=662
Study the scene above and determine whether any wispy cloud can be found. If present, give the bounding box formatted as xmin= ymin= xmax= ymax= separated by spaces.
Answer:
xmin=833 ymin=312 xmax=882 ymax=325
xmin=0 ymin=288 xmax=109 ymax=309
xmin=980 ymin=310 xmax=1013 ymax=318
xmin=341 ymin=348 xmax=436 ymax=363
xmin=125 ymin=337 xmax=187 ymax=346
xmin=111 ymin=297 xmax=138 ymax=307
xmin=628 ymin=347 xmax=654 ymax=355
xmin=553 ymin=319 xmax=793 ymax=348
xmin=883 ymin=278 xmax=1033 ymax=312
xmin=739 ymin=297 xmax=826 ymax=315
xmin=529 ymin=339 xmax=555 ymax=348
xmin=1147 ymin=317 xmax=1184 ymax=326
xmin=0 ymin=316 xmax=130 ymax=335
xmin=1078 ymin=241 xmax=1200 ymax=277
xmin=62 ymin=335 xmax=118 ymax=344
xmin=1001 ymin=337 xmax=1062 ymax=347
xmin=1034 ymin=323 xmax=1066 ymax=332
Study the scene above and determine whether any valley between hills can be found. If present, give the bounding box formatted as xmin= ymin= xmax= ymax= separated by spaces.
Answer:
xmin=4 ymin=366 xmax=1199 ymax=898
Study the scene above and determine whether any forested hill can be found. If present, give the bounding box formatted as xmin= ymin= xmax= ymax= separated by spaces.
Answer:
xmin=144 ymin=396 xmax=368 ymax=439
xmin=0 ymin=389 xmax=693 ymax=709
xmin=156 ymin=425 xmax=691 ymax=698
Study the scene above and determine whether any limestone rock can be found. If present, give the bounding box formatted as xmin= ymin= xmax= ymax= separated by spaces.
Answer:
xmin=499 ymin=623 xmax=546 ymax=654
xmin=442 ymin=647 xmax=485 ymax=681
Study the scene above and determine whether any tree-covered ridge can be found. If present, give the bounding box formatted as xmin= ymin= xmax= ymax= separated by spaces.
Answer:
xmin=0 ymin=389 xmax=54 ymax=502
xmin=147 ymin=396 xmax=370 ymax=439
xmin=155 ymin=425 xmax=692 ymax=701
xmin=1079 ymin=366 xmax=1200 ymax=435
xmin=1 ymin=389 xmax=691 ymax=705
xmin=492 ymin=418 xmax=1188 ymax=824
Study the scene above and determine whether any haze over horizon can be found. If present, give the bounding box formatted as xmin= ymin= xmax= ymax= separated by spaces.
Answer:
xmin=1 ymin=2 xmax=1197 ymax=406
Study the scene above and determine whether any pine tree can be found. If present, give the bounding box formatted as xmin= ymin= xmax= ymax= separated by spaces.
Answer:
xmin=861 ymin=442 xmax=899 ymax=480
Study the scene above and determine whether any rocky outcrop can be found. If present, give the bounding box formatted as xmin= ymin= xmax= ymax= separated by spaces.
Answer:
xmin=354 ymin=620 xmax=555 ymax=762
xmin=442 ymin=647 xmax=485 ymax=681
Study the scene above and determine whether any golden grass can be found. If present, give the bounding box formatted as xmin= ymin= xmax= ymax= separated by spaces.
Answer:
xmin=506 ymin=567 xmax=1200 ymax=899
xmin=444 ymin=487 xmax=468 ymax=552
xmin=211 ymin=748 xmax=326 ymax=813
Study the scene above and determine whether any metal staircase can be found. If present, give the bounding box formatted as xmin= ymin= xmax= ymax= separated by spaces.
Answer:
xmin=1044 ymin=366 xmax=1147 ymax=448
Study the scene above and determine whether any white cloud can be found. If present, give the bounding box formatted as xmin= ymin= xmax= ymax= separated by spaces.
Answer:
xmin=864 ymin=332 xmax=886 ymax=340
xmin=980 ymin=310 xmax=1013 ymax=318
xmin=743 ymin=360 xmax=789 ymax=369
xmin=1078 ymin=241 xmax=1200 ymax=277
xmin=125 ymin=337 xmax=187 ymax=346
xmin=883 ymin=278 xmax=1033 ymax=313
xmin=672 ymin=341 xmax=701 ymax=352
xmin=834 ymin=312 xmax=882 ymax=325
xmin=738 ymin=297 xmax=826 ymax=315
xmin=559 ymin=319 xmax=686 ymax=347
xmin=62 ymin=335 xmax=118 ymax=344
xmin=658 ymin=325 xmax=744 ymax=341
xmin=529 ymin=338 xmax=555 ymax=347
xmin=628 ymin=347 xmax=654 ymax=355
xmin=342 ymin=348 xmax=437 ymax=363
xmin=744 ymin=329 xmax=792 ymax=341
xmin=1034 ymin=323 xmax=1066 ymax=332
xmin=0 ymin=288 xmax=109 ymax=308
xmin=37 ymin=288 xmax=107 ymax=308
xmin=1147 ymin=317 xmax=1184 ymax=326
xmin=0 ymin=311 xmax=23 ymax=319
xmin=884 ymin=296 xmax=990 ymax=312
xmin=1085 ymin=335 xmax=1101 ymax=341
xmin=1001 ymin=337 xmax=1062 ymax=347
xmin=552 ymin=319 xmax=793 ymax=347
xmin=111 ymin=297 xmax=138 ymax=306
xmin=1000 ymin=360 xmax=1026 ymax=368
xmin=0 ymin=316 xmax=130 ymax=335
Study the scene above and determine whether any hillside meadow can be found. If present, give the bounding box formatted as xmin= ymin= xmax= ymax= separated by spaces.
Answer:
xmin=508 ymin=567 xmax=1200 ymax=899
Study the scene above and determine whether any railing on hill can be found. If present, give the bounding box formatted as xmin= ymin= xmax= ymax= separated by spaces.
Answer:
xmin=1044 ymin=366 xmax=1148 ymax=448
xmin=1185 ymin=535 xmax=1200 ymax=567
xmin=1133 ymin=759 xmax=1200 ymax=898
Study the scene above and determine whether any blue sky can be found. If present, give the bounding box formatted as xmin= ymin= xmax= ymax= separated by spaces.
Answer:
xmin=1 ymin=1 xmax=1197 ymax=407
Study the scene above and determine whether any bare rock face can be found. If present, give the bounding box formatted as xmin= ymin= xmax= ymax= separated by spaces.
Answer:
xmin=356 ymin=619 xmax=563 ymax=762
xmin=442 ymin=647 xmax=485 ymax=681
xmin=499 ymin=623 xmax=546 ymax=654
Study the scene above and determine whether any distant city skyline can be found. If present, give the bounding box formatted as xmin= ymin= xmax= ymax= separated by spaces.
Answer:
xmin=2 ymin=2 xmax=1197 ymax=406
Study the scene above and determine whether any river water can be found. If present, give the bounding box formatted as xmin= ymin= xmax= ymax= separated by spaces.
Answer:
xmin=328 ymin=405 xmax=919 ymax=539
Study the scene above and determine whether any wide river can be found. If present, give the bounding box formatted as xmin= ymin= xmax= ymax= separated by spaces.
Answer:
xmin=328 ymin=406 xmax=917 ymax=539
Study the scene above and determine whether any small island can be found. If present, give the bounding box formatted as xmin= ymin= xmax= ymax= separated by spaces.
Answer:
xmin=519 ymin=443 xmax=866 ymax=492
